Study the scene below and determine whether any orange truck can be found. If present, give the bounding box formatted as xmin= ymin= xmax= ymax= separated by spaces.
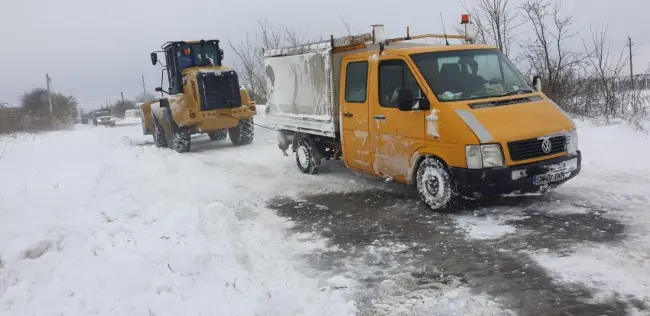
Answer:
xmin=263 ymin=17 xmax=581 ymax=211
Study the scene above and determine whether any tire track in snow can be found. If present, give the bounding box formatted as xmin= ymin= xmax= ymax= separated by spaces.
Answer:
xmin=267 ymin=189 xmax=636 ymax=315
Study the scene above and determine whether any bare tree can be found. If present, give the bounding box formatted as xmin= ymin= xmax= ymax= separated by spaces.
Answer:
xmin=462 ymin=0 xmax=523 ymax=56
xmin=258 ymin=19 xmax=284 ymax=51
xmin=284 ymin=27 xmax=308 ymax=47
xmin=580 ymin=24 xmax=648 ymax=128
xmin=519 ymin=0 xmax=585 ymax=111
xmin=229 ymin=20 xmax=310 ymax=104
xmin=229 ymin=34 xmax=267 ymax=103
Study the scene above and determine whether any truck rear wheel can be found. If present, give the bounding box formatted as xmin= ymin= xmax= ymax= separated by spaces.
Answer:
xmin=416 ymin=157 xmax=457 ymax=212
xmin=229 ymin=119 xmax=254 ymax=146
xmin=152 ymin=114 xmax=168 ymax=148
xmin=162 ymin=110 xmax=191 ymax=153
xmin=208 ymin=130 xmax=227 ymax=141
xmin=296 ymin=138 xmax=321 ymax=174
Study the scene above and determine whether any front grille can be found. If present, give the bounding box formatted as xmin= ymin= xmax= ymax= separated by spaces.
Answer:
xmin=199 ymin=71 xmax=241 ymax=111
xmin=508 ymin=135 xmax=566 ymax=161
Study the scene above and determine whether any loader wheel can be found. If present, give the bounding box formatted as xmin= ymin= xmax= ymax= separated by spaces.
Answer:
xmin=152 ymin=115 xmax=168 ymax=148
xmin=208 ymin=130 xmax=228 ymax=141
xmin=295 ymin=138 xmax=321 ymax=174
xmin=162 ymin=109 xmax=190 ymax=153
xmin=141 ymin=117 xmax=151 ymax=135
xmin=228 ymin=119 xmax=254 ymax=146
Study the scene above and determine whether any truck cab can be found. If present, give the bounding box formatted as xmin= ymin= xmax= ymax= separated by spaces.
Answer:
xmin=142 ymin=40 xmax=257 ymax=152
xmin=265 ymin=21 xmax=581 ymax=212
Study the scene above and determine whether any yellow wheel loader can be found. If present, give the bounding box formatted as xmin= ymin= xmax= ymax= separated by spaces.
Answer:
xmin=141 ymin=40 xmax=257 ymax=153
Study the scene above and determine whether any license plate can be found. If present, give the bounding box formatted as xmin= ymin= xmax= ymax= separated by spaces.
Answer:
xmin=533 ymin=171 xmax=567 ymax=185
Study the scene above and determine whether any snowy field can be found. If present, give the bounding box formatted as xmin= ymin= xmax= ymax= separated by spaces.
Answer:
xmin=1 ymin=113 xmax=649 ymax=315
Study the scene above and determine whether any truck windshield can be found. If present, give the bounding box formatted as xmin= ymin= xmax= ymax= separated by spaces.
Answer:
xmin=177 ymin=44 xmax=220 ymax=70
xmin=411 ymin=49 xmax=533 ymax=102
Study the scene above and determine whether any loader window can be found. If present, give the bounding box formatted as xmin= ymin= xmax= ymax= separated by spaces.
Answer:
xmin=345 ymin=61 xmax=369 ymax=103
xmin=378 ymin=59 xmax=423 ymax=108
xmin=176 ymin=43 xmax=221 ymax=70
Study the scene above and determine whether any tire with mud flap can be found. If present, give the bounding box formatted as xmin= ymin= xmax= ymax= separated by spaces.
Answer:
xmin=228 ymin=119 xmax=254 ymax=146
xmin=207 ymin=130 xmax=228 ymax=141
xmin=416 ymin=157 xmax=457 ymax=212
xmin=162 ymin=109 xmax=191 ymax=153
xmin=151 ymin=113 xmax=168 ymax=148
xmin=295 ymin=138 xmax=321 ymax=174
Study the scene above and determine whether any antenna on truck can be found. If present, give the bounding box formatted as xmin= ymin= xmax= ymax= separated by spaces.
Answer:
xmin=440 ymin=13 xmax=450 ymax=46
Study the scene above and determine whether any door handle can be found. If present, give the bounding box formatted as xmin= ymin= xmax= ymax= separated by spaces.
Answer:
xmin=343 ymin=112 xmax=354 ymax=117
xmin=373 ymin=114 xmax=386 ymax=120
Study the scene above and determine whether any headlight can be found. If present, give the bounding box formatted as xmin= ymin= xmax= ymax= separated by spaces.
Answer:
xmin=566 ymin=130 xmax=578 ymax=154
xmin=466 ymin=144 xmax=505 ymax=169
xmin=466 ymin=146 xmax=482 ymax=169
xmin=481 ymin=144 xmax=504 ymax=167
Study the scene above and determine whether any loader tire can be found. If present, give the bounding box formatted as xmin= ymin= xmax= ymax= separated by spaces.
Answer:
xmin=152 ymin=112 xmax=168 ymax=148
xmin=162 ymin=109 xmax=190 ymax=153
xmin=228 ymin=119 xmax=254 ymax=146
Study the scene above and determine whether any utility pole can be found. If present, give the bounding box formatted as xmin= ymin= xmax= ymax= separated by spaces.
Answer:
xmin=628 ymin=37 xmax=634 ymax=90
xmin=141 ymin=74 xmax=147 ymax=96
xmin=121 ymin=92 xmax=124 ymax=103
xmin=46 ymin=73 xmax=53 ymax=113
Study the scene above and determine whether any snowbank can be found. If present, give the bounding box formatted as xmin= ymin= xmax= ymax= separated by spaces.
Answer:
xmin=0 ymin=128 xmax=357 ymax=315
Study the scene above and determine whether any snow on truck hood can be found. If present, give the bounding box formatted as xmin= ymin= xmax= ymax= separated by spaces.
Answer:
xmin=454 ymin=98 xmax=575 ymax=143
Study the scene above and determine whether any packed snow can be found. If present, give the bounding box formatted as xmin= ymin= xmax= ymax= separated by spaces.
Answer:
xmin=0 ymin=117 xmax=357 ymax=315
xmin=1 ymin=113 xmax=649 ymax=315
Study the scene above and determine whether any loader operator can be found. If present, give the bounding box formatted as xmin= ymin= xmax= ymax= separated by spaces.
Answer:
xmin=178 ymin=48 xmax=194 ymax=71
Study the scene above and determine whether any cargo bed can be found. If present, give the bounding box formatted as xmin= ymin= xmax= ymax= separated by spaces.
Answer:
xmin=263 ymin=42 xmax=338 ymax=138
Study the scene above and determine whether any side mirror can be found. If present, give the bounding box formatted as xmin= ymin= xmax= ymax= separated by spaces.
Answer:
xmin=150 ymin=52 xmax=158 ymax=66
xmin=398 ymin=88 xmax=430 ymax=111
xmin=398 ymin=88 xmax=415 ymax=111
xmin=532 ymin=75 xmax=542 ymax=92
xmin=155 ymin=87 xmax=163 ymax=92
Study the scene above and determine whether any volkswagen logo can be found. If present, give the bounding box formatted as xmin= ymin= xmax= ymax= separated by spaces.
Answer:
xmin=541 ymin=139 xmax=552 ymax=154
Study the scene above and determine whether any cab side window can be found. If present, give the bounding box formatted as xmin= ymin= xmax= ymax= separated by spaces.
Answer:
xmin=378 ymin=59 xmax=422 ymax=108
xmin=345 ymin=61 xmax=369 ymax=103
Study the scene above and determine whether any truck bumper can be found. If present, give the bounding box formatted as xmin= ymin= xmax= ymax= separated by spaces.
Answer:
xmin=451 ymin=151 xmax=581 ymax=198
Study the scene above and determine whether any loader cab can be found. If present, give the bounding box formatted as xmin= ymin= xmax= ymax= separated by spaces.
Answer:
xmin=151 ymin=40 xmax=224 ymax=95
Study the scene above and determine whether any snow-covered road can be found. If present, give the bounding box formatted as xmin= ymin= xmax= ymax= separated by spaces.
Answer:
xmin=1 ymin=114 xmax=649 ymax=316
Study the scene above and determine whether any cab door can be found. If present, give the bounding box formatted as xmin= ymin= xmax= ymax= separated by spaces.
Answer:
xmin=370 ymin=57 xmax=426 ymax=181
xmin=340 ymin=59 xmax=372 ymax=172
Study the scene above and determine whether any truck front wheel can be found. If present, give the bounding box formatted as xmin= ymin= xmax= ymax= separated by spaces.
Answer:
xmin=295 ymin=138 xmax=321 ymax=174
xmin=416 ymin=157 xmax=457 ymax=212
xmin=229 ymin=119 xmax=254 ymax=146
xmin=208 ymin=130 xmax=228 ymax=141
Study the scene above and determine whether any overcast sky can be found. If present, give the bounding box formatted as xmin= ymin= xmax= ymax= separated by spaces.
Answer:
xmin=1 ymin=0 xmax=647 ymax=110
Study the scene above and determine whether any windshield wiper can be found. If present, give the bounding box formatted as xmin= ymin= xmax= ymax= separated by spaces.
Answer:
xmin=499 ymin=89 xmax=534 ymax=97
